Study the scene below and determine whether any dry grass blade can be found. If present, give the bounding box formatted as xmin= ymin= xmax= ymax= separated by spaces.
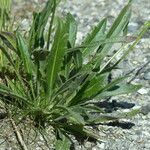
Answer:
xmin=10 ymin=118 xmax=28 ymax=150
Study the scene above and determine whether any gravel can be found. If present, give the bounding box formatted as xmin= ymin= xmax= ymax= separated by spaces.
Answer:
xmin=1 ymin=0 xmax=150 ymax=149
xmin=144 ymin=70 xmax=150 ymax=80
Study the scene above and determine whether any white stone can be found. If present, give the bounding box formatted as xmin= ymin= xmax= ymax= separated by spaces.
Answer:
xmin=138 ymin=88 xmax=148 ymax=95
xmin=98 ymin=142 xmax=105 ymax=149
xmin=20 ymin=19 xmax=30 ymax=29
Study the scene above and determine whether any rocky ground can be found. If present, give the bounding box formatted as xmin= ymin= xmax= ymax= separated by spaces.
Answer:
xmin=0 ymin=0 xmax=150 ymax=149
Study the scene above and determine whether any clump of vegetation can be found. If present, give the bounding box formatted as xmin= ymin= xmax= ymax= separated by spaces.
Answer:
xmin=0 ymin=0 xmax=149 ymax=149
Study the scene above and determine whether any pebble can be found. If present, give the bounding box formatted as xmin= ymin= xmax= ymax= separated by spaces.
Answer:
xmin=128 ymin=22 xmax=139 ymax=32
xmin=138 ymin=88 xmax=148 ymax=95
xmin=97 ymin=142 xmax=105 ymax=149
xmin=144 ymin=72 xmax=150 ymax=80
xmin=84 ymin=142 xmax=93 ymax=148
xmin=144 ymin=143 xmax=150 ymax=149
xmin=141 ymin=105 xmax=150 ymax=115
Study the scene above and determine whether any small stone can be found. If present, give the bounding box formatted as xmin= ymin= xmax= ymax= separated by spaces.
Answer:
xmin=135 ymin=130 xmax=142 ymax=135
xmin=142 ymin=131 xmax=150 ymax=137
xmin=97 ymin=142 xmax=105 ymax=149
xmin=20 ymin=19 xmax=30 ymax=29
xmin=141 ymin=105 xmax=150 ymax=115
xmin=143 ymin=72 xmax=150 ymax=80
xmin=84 ymin=142 xmax=92 ymax=148
xmin=128 ymin=22 xmax=139 ymax=32
xmin=144 ymin=143 xmax=150 ymax=149
xmin=131 ymin=135 xmax=138 ymax=141
xmin=138 ymin=88 xmax=148 ymax=95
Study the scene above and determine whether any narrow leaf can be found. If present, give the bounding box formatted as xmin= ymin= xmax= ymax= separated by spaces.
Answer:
xmin=16 ymin=33 xmax=34 ymax=75
xmin=95 ymin=2 xmax=132 ymax=68
xmin=0 ymin=32 xmax=17 ymax=52
xmin=46 ymin=20 xmax=68 ymax=99
xmin=68 ymin=109 xmax=85 ymax=125
xmin=111 ymin=20 xmax=150 ymax=68
xmin=88 ymin=115 xmax=118 ymax=124
xmin=73 ymin=50 xmax=82 ymax=69
xmin=55 ymin=136 xmax=71 ymax=150
xmin=69 ymin=73 xmax=108 ymax=106
xmin=0 ymin=83 xmax=27 ymax=102
xmin=97 ymin=84 xmax=142 ymax=98
xmin=0 ymin=45 xmax=15 ymax=66
xmin=82 ymin=18 xmax=107 ymax=57
xmin=28 ymin=0 xmax=55 ymax=50
xmin=66 ymin=13 xmax=77 ymax=47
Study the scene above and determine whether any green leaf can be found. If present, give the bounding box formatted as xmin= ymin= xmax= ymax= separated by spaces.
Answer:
xmin=68 ymin=109 xmax=85 ymax=125
xmin=83 ymin=105 xmax=104 ymax=113
xmin=0 ymin=83 xmax=27 ymax=102
xmin=0 ymin=32 xmax=17 ymax=53
xmin=78 ymin=74 xmax=107 ymax=99
xmin=53 ymin=73 xmax=81 ymax=98
xmin=88 ymin=115 xmax=118 ymax=124
xmin=110 ymin=20 xmax=150 ymax=69
xmin=70 ymin=76 xmax=127 ymax=106
xmin=52 ymin=73 xmax=88 ymax=107
xmin=0 ymin=45 xmax=15 ymax=66
xmin=73 ymin=50 xmax=82 ymax=69
xmin=0 ymin=0 xmax=11 ymax=30
xmin=97 ymin=76 xmax=127 ymax=93
xmin=70 ymin=36 xmax=136 ymax=75
xmin=28 ymin=0 xmax=55 ymax=50
xmin=66 ymin=13 xmax=77 ymax=47
xmin=82 ymin=18 xmax=107 ymax=57
xmin=94 ymin=2 xmax=132 ymax=68
xmin=5 ymin=77 xmax=25 ymax=96
xmin=70 ymin=105 xmax=104 ymax=120
xmin=16 ymin=32 xmax=34 ymax=75
xmin=55 ymin=135 xmax=71 ymax=150
xmin=88 ymin=108 xmax=140 ymax=124
xmin=62 ymin=13 xmax=77 ymax=80
xmin=63 ymin=124 xmax=99 ymax=140
xmin=97 ymin=84 xmax=142 ymax=98
xmin=119 ymin=108 xmax=141 ymax=119
xmin=0 ymin=44 xmax=32 ymax=94
xmin=46 ymin=20 xmax=68 ymax=99
xmin=32 ymin=48 xmax=49 ymax=61
xmin=68 ymin=36 xmax=136 ymax=54
xmin=106 ymin=3 xmax=131 ymax=38
xmin=69 ymin=73 xmax=108 ymax=106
